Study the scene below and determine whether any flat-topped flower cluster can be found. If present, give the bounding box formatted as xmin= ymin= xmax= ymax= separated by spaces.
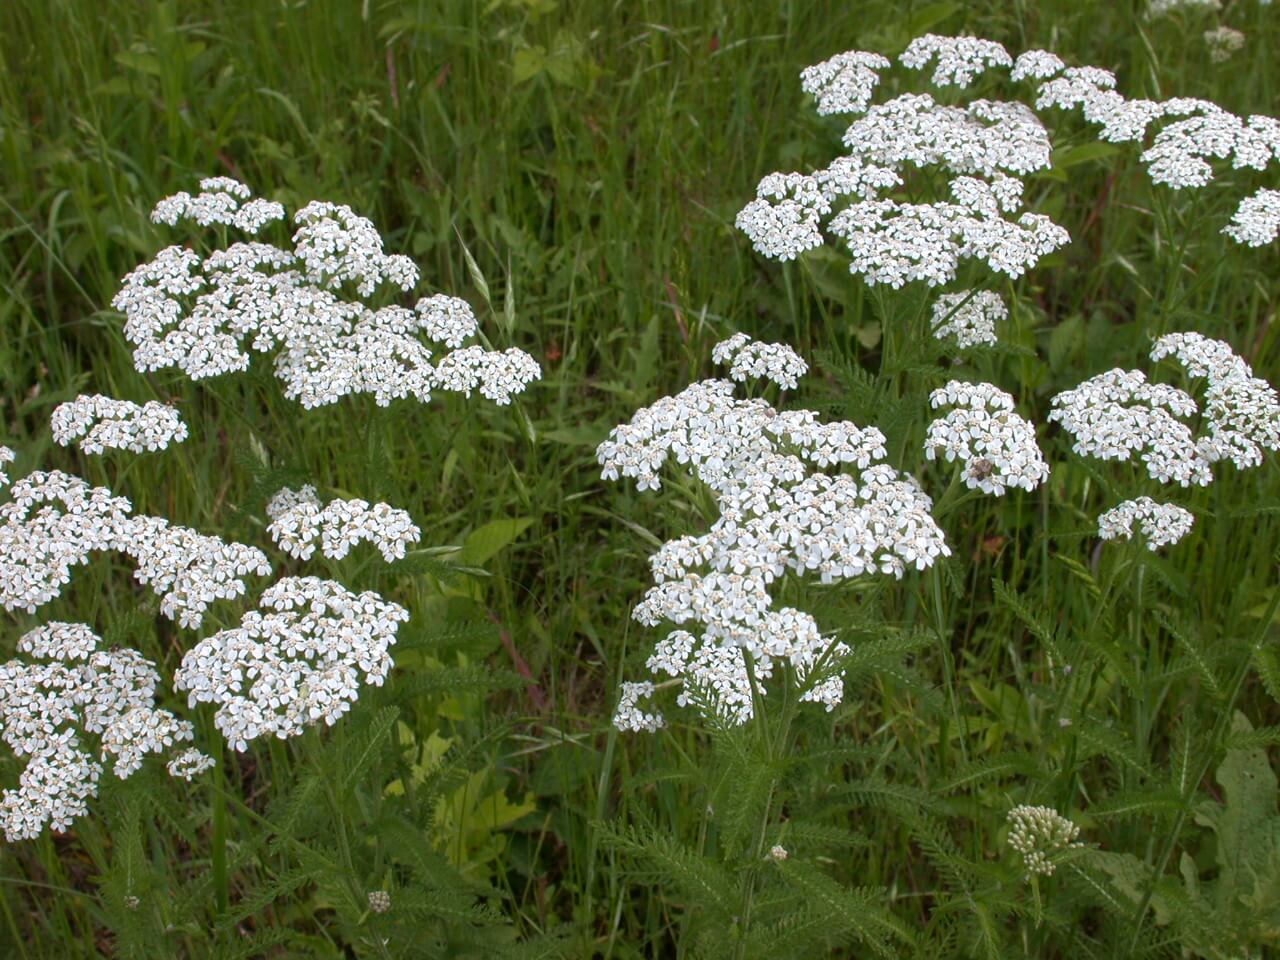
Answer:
xmin=266 ymin=485 xmax=421 ymax=563
xmin=599 ymin=335 xmax=950 ymax=728
xmin=50 ymin=395 xmax=188 ymax=455
xmin=174 ymin=577 xmax=408 ymax=752
xmin=0 ymin=469 xmax=269 ymax=627
xmin=737 ymin=36 xmax=1069 ymax=289
xmin=1050 ymin=332 xmax=1280 ymax=548
xmin=114 ymin=178 xmax=540 ymax=409
xmin=0 ymin=622 xmax=210 ymax=841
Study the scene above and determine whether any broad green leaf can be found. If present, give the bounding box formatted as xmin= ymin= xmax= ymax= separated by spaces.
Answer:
xmin=460 ymin=517 xmax=534 ymax=565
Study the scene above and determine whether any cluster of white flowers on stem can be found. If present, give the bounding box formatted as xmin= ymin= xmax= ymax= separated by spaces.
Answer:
xmin=613 ymin=681 xmax=665 ymax=733
xmin=1151 ymin=331 xmax=1280 ymax=469
xmin=0 ymin=623 xmax=211 ymax=841
xmin=50 ymin=394 xmax=188 ymax=455
xmin=598 ymin=346 xmax=949 ymax=727
xmin=1024 ymin=48 xmax=1280 ymax=244
xmin=0 ymin=447 xmax=14 ymax=488
xmin=173 ymin=577 xmax=408 ymax=751
xmin=930 ymin=290 xmax=1006 ymax=348
xmin=0 ymin=470 xmax=269 ymax=627
xmin=1051 ymin=332 xmax=1279 ymax=549
xmin=739 ymin=41 xmax=1069 ymax=289
xmin=900 ymin=34 xmax=1012 ymax=88
xmin=1097 ymin=497 xmax=1195 ymax=550
xmin=1006 ymin=804 xmax=1082 ymax=878
xmin=924 ymin=381 xmax=1049 ymax=495
xmin=1048 ymin=369 xmax=1211 ymax=486
xmin=265 ymin=485 xmax=421 ymax=563
xmin=800 ymin=50 xmax=891 ymax=115
xmin=711 ymin=334 xmax=808 ymax=389
xmin=1204 ymin=26 xmax=1245 ymax=63
xmin=115 ymin=180 xmax=540 ymax=408
xmin=150 ymin=176 xmax=285 ymax=234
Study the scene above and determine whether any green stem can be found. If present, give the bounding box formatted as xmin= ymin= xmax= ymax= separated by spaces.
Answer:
xmin=211 ymin=754 xmax=228 ymax=917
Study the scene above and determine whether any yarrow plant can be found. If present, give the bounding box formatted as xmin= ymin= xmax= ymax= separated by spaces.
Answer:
xmin=710 ymin=332 xmax=808 ymax=389
xmin=924 ymin=381 xmax=1050 ymax=495
xmin=1051 ymin=332 xmax=1280 ymax=545
xmin=598 ymin=339 xmax=949 ymax=727
xmin=0 ymin=468 xmax=269 ymax=626
xmin=265 ymin=485 xmax=421 ymax=563
xmin=930 ymin=290 xmax=1006 ymax=349
xmin=50 ymin=395 xmax=188 ymax=455
xmin=737 ymin=39 xmax=1070 ymax=289
xmin=0 ymin=180 xmax=545 ymax=848
xmin=1097 ymin=497 xmax=1196 ymax=549
xmin=113 ymin=179 xmax=541 ymax=408
xmin=0 ymin=622 xmax=211 ymax=841
xmin=173 ymin=576 xmax=408 ymax=751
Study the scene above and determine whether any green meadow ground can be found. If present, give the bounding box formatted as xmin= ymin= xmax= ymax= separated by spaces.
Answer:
xmin=2 ymin=0 xmax=1280 ymax=956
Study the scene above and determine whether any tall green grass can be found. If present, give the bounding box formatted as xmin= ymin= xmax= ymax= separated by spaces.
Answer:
xmin=2 ymin=0 xmax=1279 ymax=956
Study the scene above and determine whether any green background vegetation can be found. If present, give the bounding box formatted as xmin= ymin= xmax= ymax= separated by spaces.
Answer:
xmin=2 ymin=0 xmax=1280 ymax=956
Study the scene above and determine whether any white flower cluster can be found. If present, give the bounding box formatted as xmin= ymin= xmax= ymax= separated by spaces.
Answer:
xmin=0 ymin=622 xmax=210 ymax=841
xmin=50 ymin=394 xmax=188 ymax=455
xmin=1026 ymin=51 xmax=1280 ymax=244
xmin=0 ymin=447 xmax=13 ymax=488
xmin=126 ymin=516 xmax=272 ymax=629
xmin=1052 ymin=333 xmax=1279 ymax=549
xmin=1010 ymin=50 xmax=1066 ymax=83
xmin=1097 ymin=497 xmax=1195 ymax=550
xmin=597 ymin=359 xmax=950 ymax=727
xmin=711 ymin=333 xmax=808 ymax=389
xmin=613 ymin=681 xmax=665 ymax=733
xmin=1151 ymin=331 xmax=1280 ymax=469
xmin=151 ymin=176 xmax=285 ymax=234
xmin=173 ymin=577 xmax=408 ymax=751
xmin=740 ymin=52 xmax=1068 ymax=288
xmin=930 ymin=290 xmax=1006 ymax=348
xmin=292 ymin=200 xmax=419 ymax=297
xmin=1224 ymin=188 xmax=1280 ymax=246
xmin=1005 ymin=804 xmax=1082 ymax=878
xmin=799 ymin=50 xmax=891 ymax=115
xmin=1204 ymin=26 xmax=1246 ymax=63
xmin=0 ymin=470 xmax=269 ymax=627
xmin=900 ymin=34 xmax=1012 ymax=88
xmin=1 ymin=471 xmax=135 ymax=614
xmin=115 ymin=181 xmax=541 ymax=408
xmin=925 ymin=381 xmax=1050 ymax=495
xmin=265 ymin=485 xmax=421 ymax=563
xmin=1048 ymin=369 xmax=1211 ymax=486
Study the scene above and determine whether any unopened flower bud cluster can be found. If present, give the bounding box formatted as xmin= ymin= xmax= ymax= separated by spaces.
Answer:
xmin=51 ymin=394 xmax=188 ymax=455
xmin=116 ymin=180 xmax=540 ymax=409
xmin=1005 ymin=804 xmax=1082 ymax=877
xmin=599 ymin=344 xmax=949 ymax=727
xmin=266 ymin=485 xmax=421 ymax=563
xmin=925 ymin=381 xmax=1049 ymax=495
xmin=0 ymin=623 xmax=211 ymax=841
xmin=174 ymin=577 xmax=408 ymax=751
